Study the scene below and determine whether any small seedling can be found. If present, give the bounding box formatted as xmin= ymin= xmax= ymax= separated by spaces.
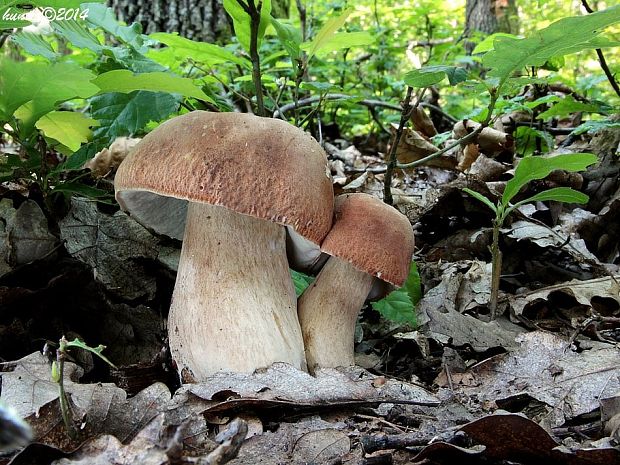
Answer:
xmin=49 ymin=336 xmax=116 ymax=439
xmin=463 ymin=152 xmax=598 ymax=317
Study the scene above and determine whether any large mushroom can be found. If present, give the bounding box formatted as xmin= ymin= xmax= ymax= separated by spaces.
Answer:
xmin=297 ymin=193 xmax=415 ymax=372
xmin=114 ymin=111 xmax=333 ymax=381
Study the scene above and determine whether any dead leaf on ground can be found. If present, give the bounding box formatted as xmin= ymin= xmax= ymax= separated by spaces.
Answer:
xmin=59 ymin=197 xmax=179 ymax=300
xmin=508 ymin=275 xmax=620 ymax=317
xmin=415 ymin=261 xmax=525 ymax=351
xmin=460 ymin=332 xmax=620 ymax=426
xmin=0 ymin=352 xmax=171 ymax=451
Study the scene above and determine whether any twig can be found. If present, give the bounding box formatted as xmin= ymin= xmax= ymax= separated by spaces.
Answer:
xmin=238 ymin=0 xmax=266 ymax=116
xmin=273 ymin=93 xmax=457 ymax=123
xmin=296 ymin=0 xmax=307 ymax=42
xmin=361 ymin=430 xmax=458 ymax=453
xmin=383 ymin=87 xmax=415 ymax=206
xmin=580 ymin=0 xmax=620 ymax=98
xmin=394 ymin=86 xmax=501 ymax=172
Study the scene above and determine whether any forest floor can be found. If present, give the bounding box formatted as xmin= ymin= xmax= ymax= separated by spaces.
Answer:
xmin=1 ymin=99 xmax=619 ymax=464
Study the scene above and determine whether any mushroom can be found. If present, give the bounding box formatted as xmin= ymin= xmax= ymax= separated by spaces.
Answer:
xmin=114 ymin=111 xmax=333 ymax=380
xmin=297 ymin=193 xmax=415 ymax=372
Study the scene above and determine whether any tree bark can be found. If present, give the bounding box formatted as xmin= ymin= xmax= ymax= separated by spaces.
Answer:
xmin=107 ymin=0 xmax=230 ymax=43
xmin=108 ymin=0 xmax=290 ymax=43
xmin=464 ymin=0 xmax=519 ymax=54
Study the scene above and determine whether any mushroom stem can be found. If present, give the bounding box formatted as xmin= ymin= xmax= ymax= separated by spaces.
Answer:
xmin=298 ymin=258 xmax=374 ymax=373
xmin=168 ymin=202 xmax=307 ymax=380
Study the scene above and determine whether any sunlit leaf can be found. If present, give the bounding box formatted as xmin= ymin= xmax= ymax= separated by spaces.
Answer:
xmin=303 ymin=8 xmax=352 ymax=60
xmin=484 ymin=6 xmax=620 ymax=81
xmin=223 ymin=0 xmax=272 ymax=52
xmin=150 ymin=32 xmax=249 ymax=68
xmin=93 ymin=70 xmax=211 ymax=101
xmin=36 ymin=111 xmax=99 ymax=151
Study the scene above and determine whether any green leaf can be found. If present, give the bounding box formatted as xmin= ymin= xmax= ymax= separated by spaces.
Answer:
xmin=515 ymin=187 xmax=589 ymax=206
xmin=514 ymin=126 xmax=553 ymax=157
xmin=290 ymin=269 xmax=314 ymax=297
xmin=0 ymin=2 xmax=32 ymax=29
xmin=35 ymin=111 xmax=99 ymax=151
xmin=11 ymin=32 xmax=59 ymax=60
xmin=463 ymin=188 xmax=498 ymax=213
xmin=0 ymin=59 xmax=99 ymax=127
xmin=93 ymin=70 xmax=211 ymax=101
xmin=303 ymin=8 xmax=352 ymax=60
xmin=271 ymin=17 xmax=302 ymax=62
xmin=83 ymin=2 xmax=145 ymax=50
xmin=537 ymin=94 xmax=610 ymax=121
xmin=300 ymin=31 xmax=374 ymax=56
xmin=223 ymin=0 xmax=272 ymax=52
xmin=403 ymin=69 xmax=445 ymax=88
xmin=150 ymin=32 xmax=250 ymax=68
xmin=484 ymin=6 xmax=620 ymax=82
xmin=52 ymin=182 xmax=110 ymax=199
xmin=299 ymin=81 xmax=338 ymax=93
xmin=571 ymin=119 xmax=620 ymax=136
xmin=402 ymin=261 xmax=422 ymax=306
xmin=404 ymin=65 xmax=467 ymax=88
xmin=53 ymin=20 xmax=104 ymax=53
xmin=472 ymin=32 xmax=519 ymax=54
xmin=371 ymin=262 xmax=420 ymax=327
xmin=64 ymin=337 xmax=116 ymax=368
xmin=371 ymin=289 xmax=416 ymax=326
xmin=502 ymin=153 xmax=598 ymax=206
xmin=90 ymin=91 xmax=179 ymax=144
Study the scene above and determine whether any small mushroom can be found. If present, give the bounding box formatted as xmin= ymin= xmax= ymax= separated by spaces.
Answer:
xmin=114 ymin=111 xmax=333 ymax=380
xmin=297 ymin=193 xmax=415 ymax=373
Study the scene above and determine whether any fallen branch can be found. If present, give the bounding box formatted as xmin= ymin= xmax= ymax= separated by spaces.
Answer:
xmin=273 ymin=93 xmax=457 ymax=124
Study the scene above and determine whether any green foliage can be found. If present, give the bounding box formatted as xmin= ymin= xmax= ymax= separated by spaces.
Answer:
xmin=291 ymin=262 xmax=420 ymax=326
xmin=92 ymin=70 xmax=211 ymax=101
xmin=35 ymin=111 xmax=99 ymax=152
xmin=371 ymin=262 xmax=420 ymax=327
xmin=150 ymin=32 xmax=250 ymax=68
xmin=572 ymin=119 xmax=620 ymax=136
xmin=483 ymin=6 xmax=620 ymax=82
xmin=514 ymin=126 xmax=553 ymax=157
xmin=223 ymin=0 xmax=272 ymax=52
xmin=464 ymin=152 xmax=597 ymax=222
xmin=501 ymin=153 xmax=597 ymax=208
xmin=0 ymin=59 xmax=98 ymax=124
xmin=537 ymin=94 xmax=610 ymax=121
xmin=404 ymin=65 xmax=468 ymax=88
xmin=291 ymin=269 xmax=315 ymax=297
xmin=62 ymin=337 xmax=116 ymax=369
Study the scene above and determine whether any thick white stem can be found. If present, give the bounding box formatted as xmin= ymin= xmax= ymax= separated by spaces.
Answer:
xmin=297 ymin=258 xmax=374 ymax=373
xmin=168 ymin=202 xmax=306 ymax=381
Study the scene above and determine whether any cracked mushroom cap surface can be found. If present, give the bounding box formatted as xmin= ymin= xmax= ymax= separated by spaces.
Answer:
xmin=321 ymin=193 xmax=415 ymax=287
xmin=114 ymin=111 xmax=334 ymax=254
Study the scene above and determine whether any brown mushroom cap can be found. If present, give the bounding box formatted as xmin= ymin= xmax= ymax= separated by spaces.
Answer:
xmin=321 ymin=193 xmax=415 ymax=287
xmin=114 ymin=111 xmax=334 ymax=254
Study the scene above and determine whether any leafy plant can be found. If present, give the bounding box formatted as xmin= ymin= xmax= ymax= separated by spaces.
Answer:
xmin=463 ymin=153 xmax=598 ymax=316
xmin=50 ymin=336 xmax=115 ymax=439
xmin=292 ymin=262 xmax=421 ymax=327
xmin=371 ymin=262 xmax=421 ymax=326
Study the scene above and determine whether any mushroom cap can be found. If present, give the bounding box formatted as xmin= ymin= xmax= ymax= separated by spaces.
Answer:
xmin=114 ymin=111 xmax=334 ymax=259
xmin=321 ymin=193 xmax=415 ymax=287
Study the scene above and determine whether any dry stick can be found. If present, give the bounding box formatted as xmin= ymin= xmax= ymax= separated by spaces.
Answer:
xmin=382 ymin=87 xmax=415 ymax=205
xmin=274 ymin=93 xmax=457 ymax=124
xmin=581 ymin=0 xmax=620 ymax=98
xmin=237 ymin=0 xmax=265 ymax=116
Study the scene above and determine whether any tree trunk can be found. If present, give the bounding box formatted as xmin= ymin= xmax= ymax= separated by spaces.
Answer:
xmin=107 ymin=0 xmax=230 ymax=43
xmin=108 ymin=0 xmax=290 ymax=43
xmin=464 ymin=0 xmax=519 ymax=54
